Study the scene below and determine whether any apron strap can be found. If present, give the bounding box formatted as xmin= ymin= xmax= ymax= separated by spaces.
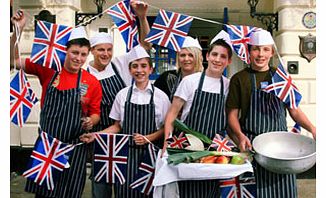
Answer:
xmin=198 ymin=71 xmax=224 ymax=93
xmin=197 ymin=71 xmax=206 ymax=91
xmin=111 ymin=62 xmax=127 ymax=87
xmin=150 ymin=84 xmax=155 ymax=104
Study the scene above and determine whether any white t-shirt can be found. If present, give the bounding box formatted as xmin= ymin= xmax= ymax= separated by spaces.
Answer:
xmin=110 ymin=82 xmax=171 ymax=129
xmin=174 ymin=72 xmax=230 ymax=121
xmin=86 ymin=53 xmax=132 ymax=86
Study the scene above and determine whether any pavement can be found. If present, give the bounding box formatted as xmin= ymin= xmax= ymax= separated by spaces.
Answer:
xmin=10 ymin=165 xmax=316 ymax=198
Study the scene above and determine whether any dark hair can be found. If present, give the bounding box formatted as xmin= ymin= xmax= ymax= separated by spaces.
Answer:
xmin=207 ymin=39 xmax=232 ymax=59
xmin=66 ymin=38 xmax=91 ymax=50
xmin=128 ymin=57 xmax=153 ymax=68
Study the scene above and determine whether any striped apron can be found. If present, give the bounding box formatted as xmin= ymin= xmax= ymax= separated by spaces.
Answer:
xmin=178 ymin=71 xmax=226 ymax=198
xmin=242 ymin=72 xmax=297 ymax=198
xmin=92 ymin=63 xmax=126 ymax=131
xmin=89 ymin=63 xmax=126 ymax=198
xmin=25 ymin=70 xmax=87 ymax=198
xmin=168 ymin=71 xmax=181 ymax=101
xmin=114 ymin=84 xmax=158 ymax=198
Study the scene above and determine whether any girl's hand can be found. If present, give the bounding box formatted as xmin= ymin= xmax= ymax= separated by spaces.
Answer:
xmin=79 ymin=133 xmax=95 ymax=143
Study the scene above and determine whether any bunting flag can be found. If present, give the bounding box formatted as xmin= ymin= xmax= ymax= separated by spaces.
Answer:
xmin=225 ymin=24 xmax=261 ymax=64
xmin=219 ymin=172 xmax=257 ymax=198
xmin=107 ymin=0 xmax=139 ymax=51
xmin=166 ymin=132 xmax=190 ymax=149
xmin=145 ymin=9 xmax=193 ymax=52
xmin=93 ymin=133 xmax=129 ymax=184
xmin=263 ymin=63 xmax=302 ymax=109
xmin=10 ymin=70 xmax=38 ymax=127
xmin=129 ymin=144 xmax=158 ymax=195
xmin=210 ymin=134 xmax=236 ymax=152
xmin=23 ymin=131 xmax=75 ymax=191
xmin=30 ymin=20 xmax=73 ymax=72
xmin=291 ymin=123 xmax=301 ymax=133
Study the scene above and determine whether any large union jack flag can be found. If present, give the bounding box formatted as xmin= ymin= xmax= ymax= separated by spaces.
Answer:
xmin=23 ymin=131 xmax=75 ymax=190
xmin=291 ymin=123 xmax=301 ymax=133
xmin=210 ymin=134 xmax=236 ymax=152
xmin=219 ymin=172 xmax=257 ymax=198
xmin=93 ymin=133 xmax=129 ymax=184
xmin=263 ymin=63 xmax=302 ymax=109
xmin=30 ymin=20 xmax=73 ymax=72
xmin=107 ymin=0 xmax=139 ymax=51
xmin=225 ymin=24 xmax=261 ymax=64
xmin=145 ymin=9 xmax=193 ymax=52
xmin=166 ymin=132 xmax=190 ymax=149
xmin=130 ymin=144 xmax=158 ymax=195
xmin=10 ymin=70 xmax=38 ymax=127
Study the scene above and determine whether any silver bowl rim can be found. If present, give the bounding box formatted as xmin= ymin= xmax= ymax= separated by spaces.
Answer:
xmin=253 ymin=131 xmax=316 ymax=161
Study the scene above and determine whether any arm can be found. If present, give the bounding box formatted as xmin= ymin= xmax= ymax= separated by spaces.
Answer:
xmin=227 ymin=108 xmax=252 ymax=152
xmin=133 ymin=127 xmax=164 ymax=145
xmin=162 ymin=96 xmax=185 ymax=153
xmin=288 ymin=107 xmax=316 ymax=139
xmin=10 ymin=9 xmax=27 ymax=70
xmin=80 ymin=120 xmax=122 ymax=143
xmin=130 ymin=0 xmax=152 ymax=50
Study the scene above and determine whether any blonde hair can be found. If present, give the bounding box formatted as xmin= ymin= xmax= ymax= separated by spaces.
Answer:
xmin=176 ymin=47 xmax=204 ymax=72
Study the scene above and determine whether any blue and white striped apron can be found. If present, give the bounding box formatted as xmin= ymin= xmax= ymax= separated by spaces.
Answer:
xmin=168 ymin=71 xmax=182 ymax=101
xmin=114 ymin=84 xmax=159 ymax=198
xmin=178 ymin=71 xmax=226 ymax=198
xmin=25 ymin=70 xmax=87 ymax=198
xmin=92 ymin=63 xmax=126 ymax=131
xmin=242 ymin=72 xmax=297 ymax=198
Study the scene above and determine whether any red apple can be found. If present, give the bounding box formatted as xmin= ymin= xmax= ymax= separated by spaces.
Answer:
xmin=215 ymin=155 xmax=230 ymax=164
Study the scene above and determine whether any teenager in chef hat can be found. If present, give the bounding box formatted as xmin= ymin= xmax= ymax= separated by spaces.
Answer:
xmin=163 ymin=30 xmax=234 ymax=198
xmin=226 ymin=29 xmax=316 ymax=198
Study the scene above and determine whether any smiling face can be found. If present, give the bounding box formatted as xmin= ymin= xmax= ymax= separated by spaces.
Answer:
xmin=129 ymin=58 xmax=153 ymax=87
xmin=178 ymin=48 xmax=196 ymax=73
xmin=91 ymin=43 xmax=113 ymax=71
xmin=249 ymin=45 xmax=274 ymax=71
xmin=206 ymin=45 xmax=232 ymax=77
xmin=64 ymin=44 xmax=90 ymax=73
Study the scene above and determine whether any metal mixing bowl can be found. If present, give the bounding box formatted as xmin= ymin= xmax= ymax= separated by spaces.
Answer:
xmin=252 ymin=131 xmax=316 ymax=174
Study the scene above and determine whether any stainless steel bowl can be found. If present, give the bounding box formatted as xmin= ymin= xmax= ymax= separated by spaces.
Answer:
xmin=252 ymin=131 xmax=316 ymax=174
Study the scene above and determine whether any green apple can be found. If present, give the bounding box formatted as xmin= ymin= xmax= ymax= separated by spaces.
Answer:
xmin=230 ymin=155 xmax=245 ymax=165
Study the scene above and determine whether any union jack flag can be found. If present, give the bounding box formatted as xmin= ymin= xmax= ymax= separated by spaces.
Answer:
xmin=93 ymin=133 xmax=129 ymax=184
xmin=210 ymin=134 xmax=236 ymax=152
xmin=107 ymin=0 xmax=139 ymax=51
xmin=263 ymin=63 xmax=302 ymax=109
xmin=23 ymin=131 xmax=75 ymax=190
xmin=166 ymin=132 xmax=190 ymax=149
xmin=130 ymin=144 xmax=158 ymax=195
xmin=30 ymin=20 xmax=73 ymax=72
xmin=225 ymin=24 xmax=261 ymax=64
xmin=10 ymin=70 xmax=38 ymax=127
xmin=291 ymin=123 xmax=301 ymax=133
xmin=219 ymin=172 xmax=257 ymax=198
xmin=145 ymin=9 xmax=193 ymax=52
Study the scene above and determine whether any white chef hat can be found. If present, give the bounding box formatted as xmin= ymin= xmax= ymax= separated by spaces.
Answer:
xmin=90 ymin=32 xmax=113 ymax=47
xmin=182 ymin=36 xmax=202 ymax=50
xmin=210 ymin=30 xmax=233 ymax=50
xmin=68 ymin=26 xmax=88 ymax=41
xmin=248 ymin=29 xmax=274 ymax=46
xmin=128 ymin=45 xmax=150 ymax=65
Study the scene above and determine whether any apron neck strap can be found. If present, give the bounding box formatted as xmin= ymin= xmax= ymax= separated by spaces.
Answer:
xmin=127 ymin=83 xmax=155 ymax=104
xmin=48 ymin=69 xmax=82 ymax=89
xmin=249 ymin=68 xmax=273 ymax=91
xmin=198 ymin=71 xmax=224 ymax=93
